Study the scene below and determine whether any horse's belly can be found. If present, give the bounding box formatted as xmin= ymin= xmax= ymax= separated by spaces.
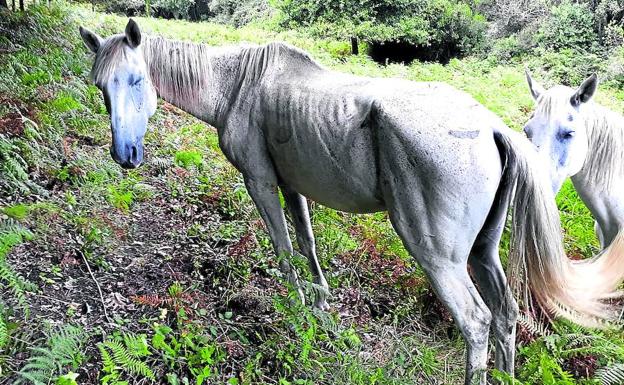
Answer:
xmin=267 ymin=134 xmax=384 ymax=214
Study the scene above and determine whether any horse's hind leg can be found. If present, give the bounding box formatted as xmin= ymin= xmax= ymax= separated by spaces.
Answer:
xmin=281 ymin=185 xmax=330 ymax=310
xmin=468 ymin=190 xmax=518 ymax=376
xmin=389 ymin=214 xmax=491 ymax=385
xmin=402 ymin=240 xmax=491 ymax=384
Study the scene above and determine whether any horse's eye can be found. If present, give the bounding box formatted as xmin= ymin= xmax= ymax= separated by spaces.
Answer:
xmin=132 ymin=78 xmax=143 ymax=87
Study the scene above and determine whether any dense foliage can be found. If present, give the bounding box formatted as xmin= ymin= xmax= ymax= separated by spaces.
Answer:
xmin=274 ymin=0 xmax=487 ymax=60
xmin=483 ymin=0 xmax=624 ymax=85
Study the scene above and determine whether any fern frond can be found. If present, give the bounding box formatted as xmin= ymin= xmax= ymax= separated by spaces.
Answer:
xmin=0 ymin=312 xmax=7 ymax=350
xmin=99 ymin=336 xmax=155 ymax=380
xmin=17 ymin=324 xmax=86 ymax=384
xmin=123 ymin=333 xmax=151 ymax=358
xmin=518 ymin=312 xmax=551 ymax=338
xmin=597 ymin=364 xmax=624 ymax=385
xmin=0 ymin=219 xmax=33 ymax=311
xmin=150 ymin=156 xmax=171 ymax=174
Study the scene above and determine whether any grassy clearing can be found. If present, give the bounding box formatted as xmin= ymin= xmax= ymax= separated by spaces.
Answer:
xmin=0 ymin=3 xmax=622 ymax=385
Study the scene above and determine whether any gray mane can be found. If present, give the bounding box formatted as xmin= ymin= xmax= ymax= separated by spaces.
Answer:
xmin=143 ymin=36 xmax=214 ymax=108
xmin=537 ymin=93 xmax=624 ymax=191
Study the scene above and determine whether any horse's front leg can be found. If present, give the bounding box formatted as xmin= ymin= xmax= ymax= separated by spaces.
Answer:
xmin=243 ymin=173 xmax=305 ymax=304
xmin=281 ymin=184 xmax=330 ymax=310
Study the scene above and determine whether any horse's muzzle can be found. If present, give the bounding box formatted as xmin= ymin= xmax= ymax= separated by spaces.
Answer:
xmin=111 ymin=142 xmax=143 ymax=169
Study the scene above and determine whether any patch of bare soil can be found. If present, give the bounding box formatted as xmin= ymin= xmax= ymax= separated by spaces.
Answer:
xmin=4 ymin=172 xmax=288 ymax=381
xmin=0 ymin=112 xmax=25 ymax=137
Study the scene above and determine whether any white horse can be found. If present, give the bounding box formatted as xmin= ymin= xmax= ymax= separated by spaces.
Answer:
xmin=80 ymin=20 xmax=624 ymax=384
xmin=525 ymin=72 xmax=624 ymax=249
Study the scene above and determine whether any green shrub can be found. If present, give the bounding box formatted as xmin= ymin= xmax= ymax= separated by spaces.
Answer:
xmin=274 ymin=0 xmax=487 ymax=59
xmin=529 ymin=47 xmax=605 ymax=86
xmin=603 ymin=21 xmax=624 ymax=53
xmin=208 ymin=0 xmax=272 ymax=26
xmin=536 ymin=1 xmax=597 ymax=52
xmin=101 ymin=0 xmax=146 ymax=15
xmin=488 ymin=35 xmax=529 ymax=63
xmin=154 ymin=0 xmax=195 ymax=19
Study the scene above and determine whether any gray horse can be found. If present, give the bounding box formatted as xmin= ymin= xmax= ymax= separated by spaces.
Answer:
xmin=525 ymin=72 xmax=624 ymax=249
xmin=80 ymin=20 xmax=624 ymax=384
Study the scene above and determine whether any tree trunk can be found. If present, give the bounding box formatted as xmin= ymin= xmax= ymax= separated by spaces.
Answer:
xmin=351 ymin=36 xmax=359 ymax=55
xmin=0 ymin=0 xmax=8 ymax=9
xmin=19 ymin=0 xmax=23 ymax=11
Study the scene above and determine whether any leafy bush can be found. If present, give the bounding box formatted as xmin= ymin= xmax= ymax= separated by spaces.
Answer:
xmin=101 ymin=0 xmax=146 ymax=16
xmin=529 ymin=48 xmax=605 ymax=86
xmin=208 ymin=0 xmax=272 ymax=26
xmin=488 ymin=35 xmax=529 ymax=63
xmin=603 ymin=46 xmax=624 ymax=87
xmin=479 ymin=0 xmax=549 ymax=36
xmin=274 ymin=0 xmax=487 ymax=60
xmin=603 ymin=21 xmax=624 ymax=52
xmin=154 ymin=0 xmax=195 ymax=19
xmin=536 ymin=1 xmax=597 ymax=52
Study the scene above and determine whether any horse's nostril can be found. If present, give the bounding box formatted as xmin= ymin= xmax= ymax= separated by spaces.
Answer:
xmin=131 ymin=145 xmax=138 ymax=161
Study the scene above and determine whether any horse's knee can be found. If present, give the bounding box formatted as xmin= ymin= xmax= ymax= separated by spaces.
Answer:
xmin=463 ymin=306 xmax=492 ymax=349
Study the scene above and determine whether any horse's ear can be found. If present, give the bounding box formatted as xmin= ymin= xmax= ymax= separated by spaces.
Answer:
xmin=525 ymin=68 xmax=544 ymax=100
xmin=571 ymin=73 xmax=598 ymax=107
xmin=79 ymin=26 xmax=103 ymax=53
xmin=125 ymin=19 xmax=141 ymax=48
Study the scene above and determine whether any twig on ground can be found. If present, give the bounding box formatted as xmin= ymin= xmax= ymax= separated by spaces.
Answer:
xmin=78 ymin=248 xmax=112 ymax=324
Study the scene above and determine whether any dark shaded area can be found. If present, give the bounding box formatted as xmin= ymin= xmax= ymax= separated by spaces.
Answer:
xmin=369 ymin=39 xmax=463 ymax=65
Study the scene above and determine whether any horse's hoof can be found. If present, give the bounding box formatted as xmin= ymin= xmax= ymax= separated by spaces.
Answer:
xmin=314 ymin=300 xmax=330 ymax=311
xmin=312 ymin=284 xmax=330 ymax=311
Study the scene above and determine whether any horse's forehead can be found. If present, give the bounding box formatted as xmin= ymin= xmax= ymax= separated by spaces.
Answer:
xmin=534 ymin=87 xmax=576 ymax=121
xmin=95 ymin=44 xmax=146 ymax=86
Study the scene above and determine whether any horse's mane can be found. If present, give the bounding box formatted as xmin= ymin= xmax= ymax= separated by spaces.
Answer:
xmin=537 ymin=90 xmax=624 ymax=191
xmin=143 ymin=36 xmax=214 ymax=109
xmin=90 ymin=32 xmax=322 ymax=115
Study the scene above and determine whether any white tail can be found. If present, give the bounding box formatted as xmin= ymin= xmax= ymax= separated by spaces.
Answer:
xmin=494 ymin=129 xmax=624 ymax=327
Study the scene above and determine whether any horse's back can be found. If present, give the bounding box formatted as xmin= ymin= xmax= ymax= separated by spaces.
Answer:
xmin=258 ymin=67 xmax=504 ymax=215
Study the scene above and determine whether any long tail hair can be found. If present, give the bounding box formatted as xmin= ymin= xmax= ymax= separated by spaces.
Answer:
xmin=494 ymin=129 xmax=624 ymax=327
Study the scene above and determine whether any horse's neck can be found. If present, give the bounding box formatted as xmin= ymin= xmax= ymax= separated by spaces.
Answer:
xmin=143 ymin=38 xmax=247 ymax=128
